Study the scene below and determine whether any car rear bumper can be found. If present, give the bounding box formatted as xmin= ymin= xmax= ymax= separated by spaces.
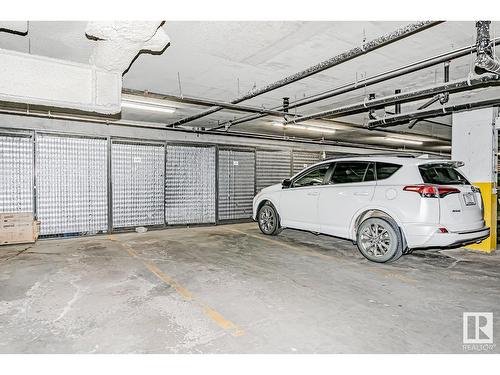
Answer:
xmin=403 ymin=223 xmax=490 ymax=249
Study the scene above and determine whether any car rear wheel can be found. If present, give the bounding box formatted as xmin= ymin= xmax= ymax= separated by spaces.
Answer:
xmin=356 ymin=217 xmax=403 ymax=263
xmin=257 ymin=203 xmax=281 ymax=235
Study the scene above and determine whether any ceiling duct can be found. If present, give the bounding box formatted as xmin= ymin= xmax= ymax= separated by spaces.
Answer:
xmin=475 ymin=21 xmax=500 ymax=75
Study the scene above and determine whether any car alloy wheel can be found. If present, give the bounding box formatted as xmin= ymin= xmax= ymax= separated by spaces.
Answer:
xmin=356 ymin=217 xmax=402 ymax=263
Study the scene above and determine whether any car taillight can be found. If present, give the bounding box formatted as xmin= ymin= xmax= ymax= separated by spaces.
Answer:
xmin=403 ymin=185 xmax=460 ymax=198
xmin=437 ymin=186 xmax=461 ymax=197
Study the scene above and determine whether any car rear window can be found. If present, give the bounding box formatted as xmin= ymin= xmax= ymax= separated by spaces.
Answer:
xmin=419 ymin=164 xmax=470 ymax=185
xmin=376 ymin=162 xmax=401 ymax=180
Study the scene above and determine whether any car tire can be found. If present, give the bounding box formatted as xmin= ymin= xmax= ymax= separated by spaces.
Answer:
xmin=356 ymin=217 xmax=403 ymax=263
xmin=257 ymin=202 xmax=281 ymax=236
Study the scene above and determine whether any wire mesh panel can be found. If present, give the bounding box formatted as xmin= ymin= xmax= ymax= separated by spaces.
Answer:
xmin=218 ymin=150 xmax=255 ymax=220
xmin=0 ymin=134 xmax=33 ymax=213
xmin=256 ymin=149 xmax=291 ymax=192
xmin=324 ymin=151 xmax=358 ymax=160
xmin=292 ymin=150 xmax=323 ymax=175
xmin=36 ymin=134 xmax=108 ymax=235
xmin=112 ymin=141 xmax=165 ymax=228
xmin=165 ymin=145 xmax=216 ymax=224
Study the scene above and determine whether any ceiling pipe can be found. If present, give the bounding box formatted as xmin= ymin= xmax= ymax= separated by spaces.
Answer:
xmin=166 ymin=21 xmax=442 ymax=128
xmin=367 ymin=96 xmax=500 ymax=129
xmin=213 ymin=36 xmax=500 ymax=131
xmin=281 ymin=75 xmax=500 ymax=125
xmin=407 ymin=93 xmax=449 ymax=129
xmin=0 ymin=107 xmax=446 ymax=154
xmin=120 ymin=87 xmax=451 ymax=142
xmin=475 ymin=21 xmax=500 ymax=75
xmin=121 ymin=88 xmax=295 ymax=118
xmin=408 ymin=61 xmax=451 ymax=129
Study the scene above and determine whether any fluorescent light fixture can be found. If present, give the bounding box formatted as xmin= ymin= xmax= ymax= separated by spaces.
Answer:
xmin=121 ymin=99 xmax=176 ymax=114
xmin=384 ymin=137 xmax=423 ymax=145
xmin=272 ymin=121 xmax=336 ymax=134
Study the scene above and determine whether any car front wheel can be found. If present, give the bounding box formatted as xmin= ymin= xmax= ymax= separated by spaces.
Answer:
xmin=257 ymin=203 xmax=281 ymax=235
xmin=356 ymin=217 xmax=403 ymax=263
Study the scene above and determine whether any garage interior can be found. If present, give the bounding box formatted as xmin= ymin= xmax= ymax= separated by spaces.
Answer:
xmin=0 ymin=20 xmax=499 ymax=353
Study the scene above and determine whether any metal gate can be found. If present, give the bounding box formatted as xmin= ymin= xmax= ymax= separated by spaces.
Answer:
xmin=218 ymin=149 xmax=255 ymax=220
xmin=292 ymin=150 xmax=323 ymax=174
xmin=0 ymin=133 xmax=33 ymax=213
xmin=256 ymin=149 xmax=291 ymax=192
xmin=165 ymin=144 xmax=216 ymax=224
xmin=111 ymin=141 xmax=165 ymax=228
xmin=36 ymin=134 xmax=108 ymax=235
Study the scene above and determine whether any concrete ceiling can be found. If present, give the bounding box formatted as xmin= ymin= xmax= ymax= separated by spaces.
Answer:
xmin=1 ymin=21 xmax=500 ymax=152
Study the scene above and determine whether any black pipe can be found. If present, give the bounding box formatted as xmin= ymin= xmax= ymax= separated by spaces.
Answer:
xmin=283 ymin=97 xmax=290 ymax=113
xmin=444 ymin=61 xmax=450 ymax=83
xmin=367 ymin=97 xmax=500 ymax=129
xmin=394 ymin=89 xmax=401 ymax=114
xmin=167 ymin=21 xmax=442 ymax=128
xmin=213 ymin=36 xmax=500 ymax=131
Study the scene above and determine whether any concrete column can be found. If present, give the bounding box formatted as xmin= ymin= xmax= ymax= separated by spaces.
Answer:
xmin=452 ymin=107 xmax=498 ymax=253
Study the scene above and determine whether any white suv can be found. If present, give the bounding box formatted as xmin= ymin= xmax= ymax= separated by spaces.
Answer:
xmin=252 ymin=156 xmax=490 ymax=263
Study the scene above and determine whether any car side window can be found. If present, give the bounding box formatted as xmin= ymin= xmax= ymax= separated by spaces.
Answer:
xmin=364 ymin=163 xmax=375 ymax=182
xmin=330 ymin=161 xmax=370 ymax=184
xmin=376 ymin=162 xmax=402 ymax=180
xmin=292 ymin=165 xmax=330 ymax=188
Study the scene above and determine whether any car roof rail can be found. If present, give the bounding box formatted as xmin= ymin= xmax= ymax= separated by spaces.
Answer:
xmin=322 ymin=152 xmax=419 ymax=161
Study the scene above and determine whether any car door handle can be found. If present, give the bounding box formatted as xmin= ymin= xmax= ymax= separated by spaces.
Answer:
xmin=307 ymin=191 xmax=319 ymax=196
xmin=354 ymin=192 xmax=369 ymax=196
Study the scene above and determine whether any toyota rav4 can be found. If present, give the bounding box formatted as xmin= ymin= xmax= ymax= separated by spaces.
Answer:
xmin=253 ymin=156 xmax=490 ymax=263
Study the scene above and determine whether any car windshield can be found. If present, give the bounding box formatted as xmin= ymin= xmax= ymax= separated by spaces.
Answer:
xmin=419 ymin=163 xmax=470 ymax=185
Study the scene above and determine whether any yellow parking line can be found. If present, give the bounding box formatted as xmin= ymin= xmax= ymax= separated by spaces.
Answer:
xmin=108 ymin=235 xmax=244 ymax=337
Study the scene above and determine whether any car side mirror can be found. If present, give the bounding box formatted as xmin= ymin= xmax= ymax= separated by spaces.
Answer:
xmin=282 ymin=179 xmax=292 ymax=189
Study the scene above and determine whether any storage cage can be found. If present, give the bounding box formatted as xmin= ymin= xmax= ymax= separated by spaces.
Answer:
xmin=165 ymin=144 xmax=217 ymax=225
xmin=292 ymin=150 xmax=324 ymax=175
xmin=218 ymin=149 xmax=255 ymax=221
xmin=256 ymin=149 xmax=291 ymax=192
xmin=35 ymin=134 xmax=108 ymax=236
xmin=111 ymin=140 xmax=165 ymax=228
xmin=0 ymin=133 xmax=34 ymax=214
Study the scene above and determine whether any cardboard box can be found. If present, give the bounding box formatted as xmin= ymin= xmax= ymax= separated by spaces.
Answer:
xmin=1 ymin=212 xmax=33 ymax=222
xmin=0 ymin=212 xmax=39 ymax=245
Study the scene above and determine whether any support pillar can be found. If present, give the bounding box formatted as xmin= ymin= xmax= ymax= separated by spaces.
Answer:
xmin=452 ymin=107 xmax=498 ymax=252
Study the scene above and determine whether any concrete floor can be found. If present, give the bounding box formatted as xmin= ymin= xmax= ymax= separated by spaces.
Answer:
xmin=0 ymin=222 xmax=499 ymax=354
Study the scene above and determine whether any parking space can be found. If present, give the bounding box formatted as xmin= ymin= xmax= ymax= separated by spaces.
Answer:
xmin=1 ymin=223 xmax=499 ymax=353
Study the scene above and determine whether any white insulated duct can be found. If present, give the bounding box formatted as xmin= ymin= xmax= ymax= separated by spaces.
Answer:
xmin=0 ymin=22 xmax=170 ymax=114
xmin=0 ymin=48 xmax=122 ymax=114
xmin=86 ymin=21 xmax=170 ymax=73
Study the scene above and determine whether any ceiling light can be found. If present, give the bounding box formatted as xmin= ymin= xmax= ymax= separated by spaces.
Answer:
xmin=272 ymin=122 xmax=336 ymax=134
xmin=121 ymin=99 xmax=176 ymax=114
xmin=384 ymin=137 xmax=423 ymax=145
